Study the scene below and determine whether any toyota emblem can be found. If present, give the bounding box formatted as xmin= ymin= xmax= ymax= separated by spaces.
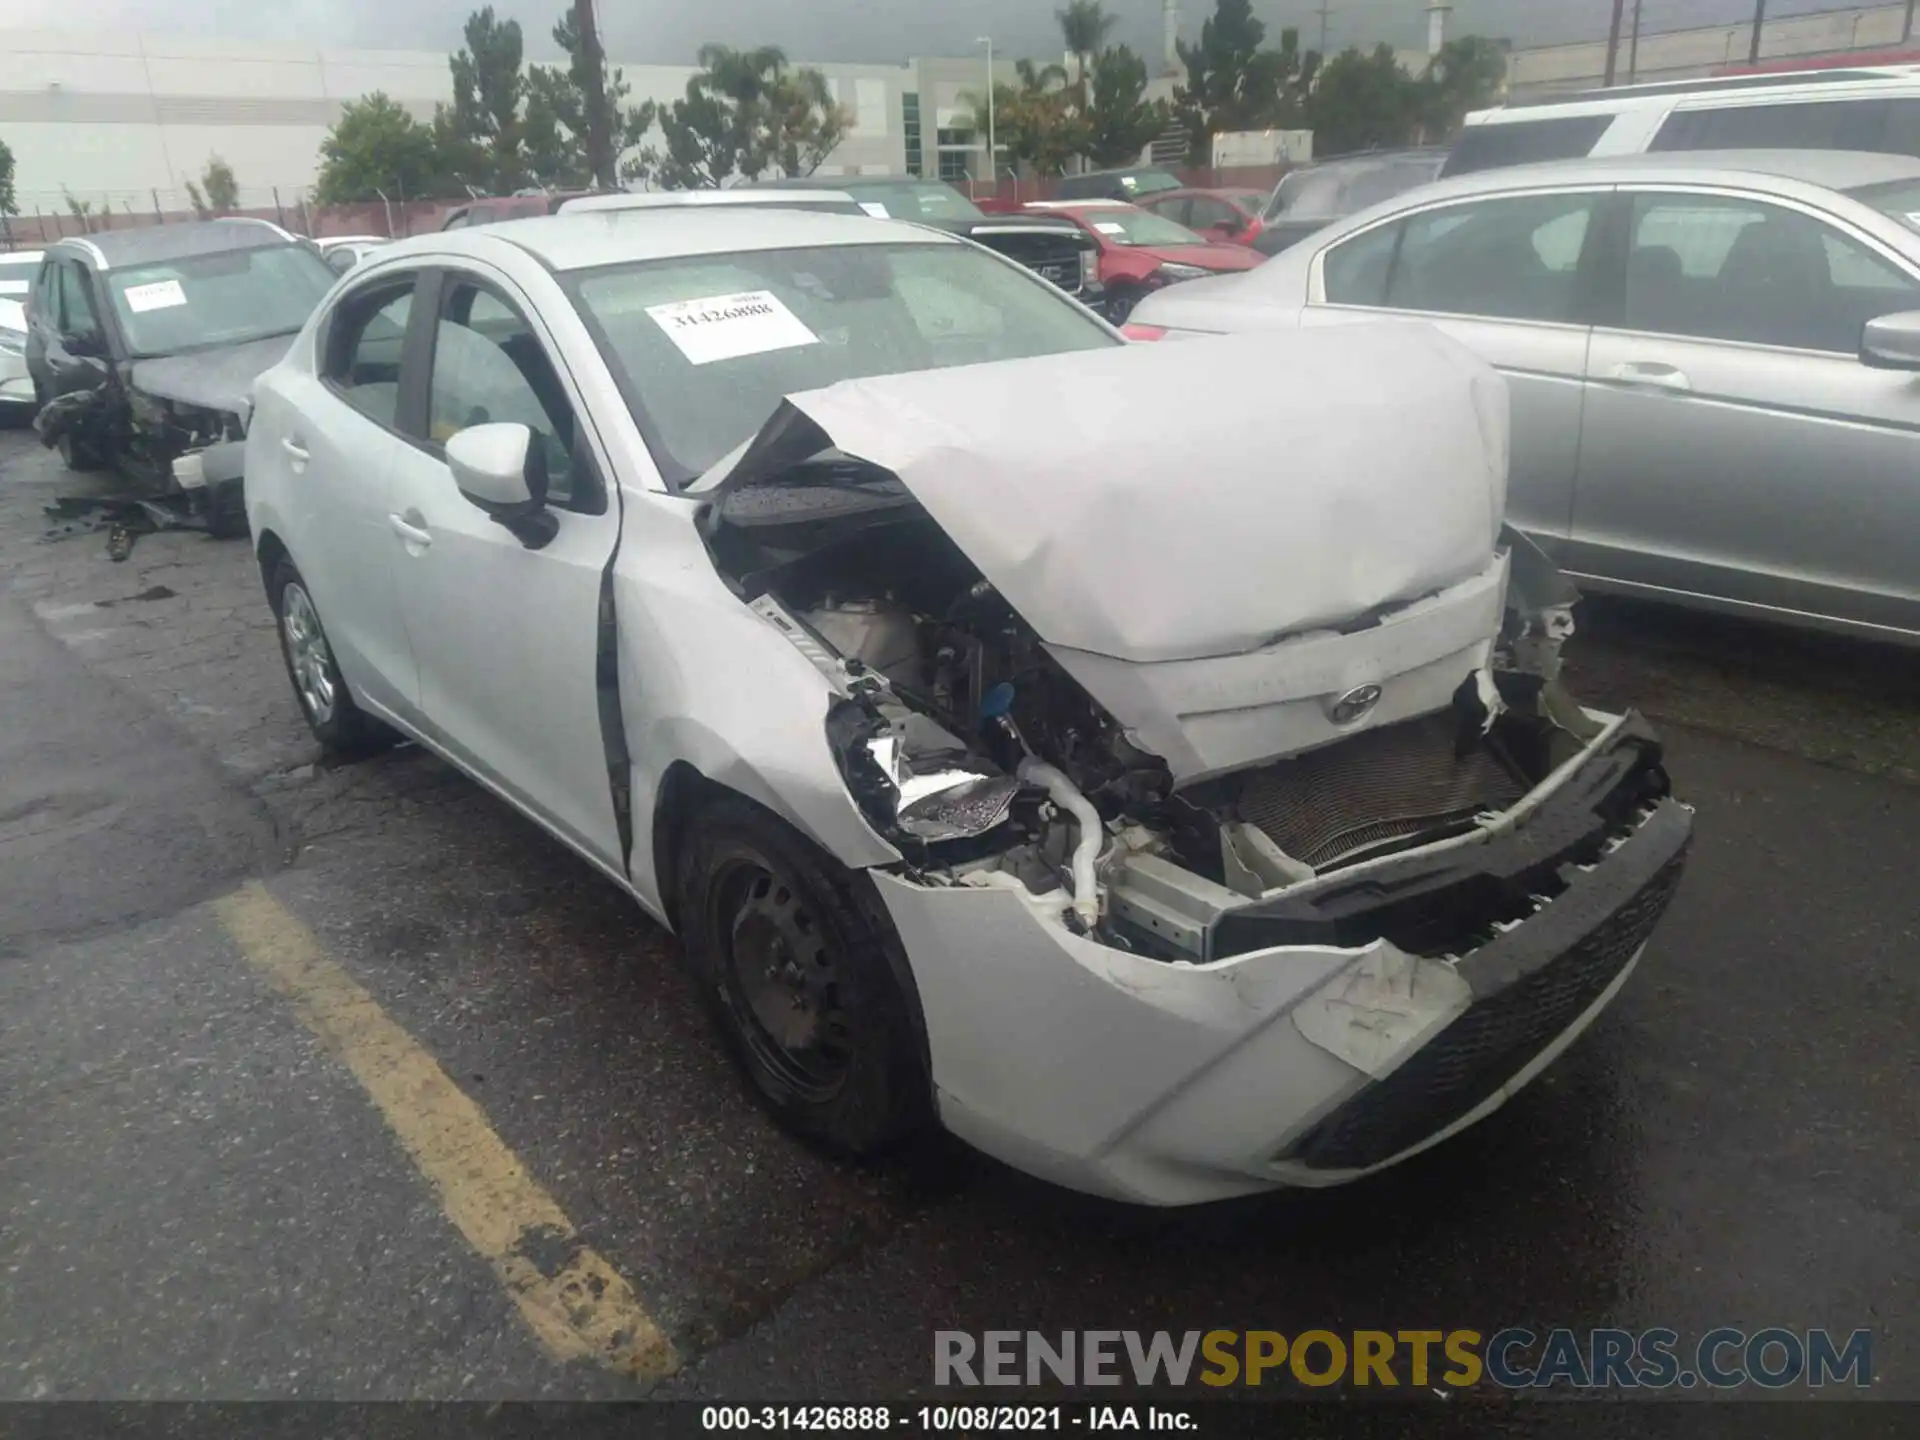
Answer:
xmin=1327 ymin=683 xmax=1383 ymax=724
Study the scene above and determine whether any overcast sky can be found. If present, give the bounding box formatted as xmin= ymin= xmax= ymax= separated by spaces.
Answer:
xmin=5 ymin=1 xmax=1884 ymax=66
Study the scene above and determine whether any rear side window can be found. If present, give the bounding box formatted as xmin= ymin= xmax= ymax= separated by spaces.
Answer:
xmin=1440 ymin=116 xmax=1614 ymax=177
xmin=1651 ymin=98 xmax=1920 ymax=156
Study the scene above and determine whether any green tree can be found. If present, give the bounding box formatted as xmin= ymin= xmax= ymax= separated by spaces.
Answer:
xmin=62 ymin=187 xmax=95 ymax=233
xmin=202 ymin=155 xmax=239 ymax=211
xmin=522 ymin=8 xmax=656 ymax=189
xmin=633 ymin=45 xmax=847 ymax=189
xmin=1307 ymin=44 xmax=1420 ymax=156
xmin=1173 ymin=0 xmax=1316 ymax=166
xmin=1057 ymin=1 xmax=1117 ymax=104
xmin=0 ymin=138 xmax=17 ymax=218
xmin=184 ymin=180 xmax=209 ymax=219
xmin=1417 ymin=36 xmax=1507 ymax=139
xmin=960 ymin=59 xmax=1085 ymax=178
xmin=1084 ymin=46 xmax=1168 ymax=167
xmin=442 ymin=7 xmax=527 ymax=193
xmin=316 ymin=92 xmax=444 ymax=204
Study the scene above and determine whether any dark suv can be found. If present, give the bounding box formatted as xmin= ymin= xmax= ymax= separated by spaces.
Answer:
xmin=1251 ymin=148 xmax=1450 ymax=257
xmin=1053 ymin=167 xmax=1184 ymax=202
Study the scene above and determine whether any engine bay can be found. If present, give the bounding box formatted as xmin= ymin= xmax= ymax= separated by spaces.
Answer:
xmin=702 ymin=457 xmax=1675 ymax=964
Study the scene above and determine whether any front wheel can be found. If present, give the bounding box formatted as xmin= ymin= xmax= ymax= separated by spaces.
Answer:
xmin=58 ymin=429 xmax=103 ymax=472
xmin=675 ymin=798 xmax=930 ymax=1157
xmin=203 ymin=481 xmax=249 ymax=540
xmin=267 ymin=555 xmax=392 ymax=756
xmin=1103 ymin=286 xmax=1145 ymax=325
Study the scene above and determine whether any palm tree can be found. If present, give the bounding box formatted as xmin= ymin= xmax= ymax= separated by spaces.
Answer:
xmin=1056 ymin=1 xmax=1117 ymax=104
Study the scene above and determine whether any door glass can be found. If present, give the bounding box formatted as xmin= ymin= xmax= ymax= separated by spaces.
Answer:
xmin=429 ymin=280 xmax=583 ymax=508
xmin=323 ymin=282 xmax=413 ymax=427
xmin=1322 ymin=221 xmax=1402 ymax=306
xmin=57 ymin=263 xmax=102 ymax=340
xmin=1623 ymin=192 xmax=1920 ymax=352
xmin=1440 ymin=115 xmax=1613 ymax=176
xmin=1385 ymin=192 xmax=1598 ymax=322
xmin=1187 ymin=198 xmax=1230 ymax=231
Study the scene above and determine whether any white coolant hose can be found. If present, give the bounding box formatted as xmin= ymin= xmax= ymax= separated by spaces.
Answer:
xmin=1016 ymin=757 xmax=1103 ymax=929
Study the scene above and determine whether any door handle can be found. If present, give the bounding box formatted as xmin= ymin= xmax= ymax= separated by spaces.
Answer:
xmin=388 ymin=512 xmax=433 ymax=548
xmin=281 ymin=437 xmax=310 ymax=465
xmin=1608 ymin=361 xmax=1691 ymax=393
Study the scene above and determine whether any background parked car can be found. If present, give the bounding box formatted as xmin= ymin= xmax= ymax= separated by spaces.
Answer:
xmin=440 ymin=191 xmax=610 ymax=228
xmin=1252 ymin=148 xmax=1449 ymax=257
xmin=1023 ymin=200 xmax=1260 ymax=320
xmin=316 ymin=235 xmax=389 ymax=275
xmin=1133 ymin=149 xmax=1920 ymax=646
xmin=750 ymin=176 xmax=1105 ymax=308
xmin=0 ymin=247 xmax=42 ymax=424
xmin=23 ymin=218 xmax=337 ymax=534
xmin=557 ymin=189 xmax=866 ymax=216
xmin=1053 ymin=166 xmax=1184 ymax=202
xmin=1134 ymin=187 xmax=1272 ymax=247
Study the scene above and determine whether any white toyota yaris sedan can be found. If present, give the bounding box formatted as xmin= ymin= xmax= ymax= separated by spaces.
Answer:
xmin=245 ymin=209 xmax=1691 ymax=1205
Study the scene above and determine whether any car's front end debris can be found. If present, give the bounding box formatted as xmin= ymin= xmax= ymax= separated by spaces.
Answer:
xmin=691 ymin=326 xmax=1692 ymax=1204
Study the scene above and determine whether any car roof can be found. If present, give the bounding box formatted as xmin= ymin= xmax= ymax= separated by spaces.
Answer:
xmin=1025 ymin=199 xmax=1135 ymax=211
xmin=558 ymin=189 xmax=859 ymax=213
xmin=376 ymin=206 xmax=959 ymax=273
xmin=50 ymin=218 xmax=295 ymax=271
xmin=1401 ymin=147 xmax=1920 ymax=201
xmin=1493 ymin=66 xmax=1920 ymax=114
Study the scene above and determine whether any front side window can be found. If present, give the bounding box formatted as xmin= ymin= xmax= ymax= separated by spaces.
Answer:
xmin=57 ymin=261 xmax=103 ymax=339
xmin=427 ymin=278 xmax=591 ymax=509
xmin=566 ymin=241 xmax=1118 ymax=486
xmin=1621 ymin=191 xmax=1920 ymax=352
xmin=1322 ymin=192 xmax=1599 ymax=324
xmin=322 ymin=279 xmax=414 ymax=428
xmin=103 ymin=243 xmax=336 ymax=357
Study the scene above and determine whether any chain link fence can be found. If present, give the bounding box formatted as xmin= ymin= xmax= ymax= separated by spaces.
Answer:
xmin=2 ymin=187 xmax=460 ymax=252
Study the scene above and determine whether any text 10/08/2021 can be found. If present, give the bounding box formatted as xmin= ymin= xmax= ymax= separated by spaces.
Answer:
xmin=703 ymin=1407 xmax=1190 ymax=1431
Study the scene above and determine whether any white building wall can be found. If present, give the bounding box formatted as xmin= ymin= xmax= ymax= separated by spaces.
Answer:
xmin=0 ymin=29 xmax=912 ymax=216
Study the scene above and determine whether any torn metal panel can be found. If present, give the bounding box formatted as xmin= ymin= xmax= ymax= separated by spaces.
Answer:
xmin=127 ymin=334 xmax=292 ymax=417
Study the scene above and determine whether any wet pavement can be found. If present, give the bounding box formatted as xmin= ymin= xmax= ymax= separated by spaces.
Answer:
xmin=0 ymin=427 xmax=1915 ymax=1401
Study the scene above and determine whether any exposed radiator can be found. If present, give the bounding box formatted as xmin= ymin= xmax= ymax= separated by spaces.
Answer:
xmin=1235 ymin=709 xmax=1525 ymax=871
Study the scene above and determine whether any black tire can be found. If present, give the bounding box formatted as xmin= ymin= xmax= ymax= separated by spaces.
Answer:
xmin=1104 ymin=286 xmax=1144 ymax=325
xmin=204 ymin=480 xmax=249 ymax=540
xmin=675 ymin=797 xmax=931 ymax=1157
xmin=266 ymin=554 xmax=392 ymax=757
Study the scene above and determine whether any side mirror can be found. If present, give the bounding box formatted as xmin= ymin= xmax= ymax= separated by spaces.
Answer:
xmin=1860 ymin=310 xmax=1920 ymax=370
xmin=445 ymin=422 xmax=557 ymax=549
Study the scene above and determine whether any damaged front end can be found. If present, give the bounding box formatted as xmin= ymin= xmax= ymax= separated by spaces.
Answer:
xmin=695 ymin=328 xmax=1693 ymax=1203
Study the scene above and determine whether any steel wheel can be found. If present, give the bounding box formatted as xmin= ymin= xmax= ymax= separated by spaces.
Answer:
xmin=280 ymin=580 xmax=337 ymax=726
xmin=709 ymin=856 xmax=853 ymax=1104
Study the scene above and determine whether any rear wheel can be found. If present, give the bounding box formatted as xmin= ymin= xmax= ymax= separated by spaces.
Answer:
xmin=267 ymin=555 xmax=392 ymax=756
xmin=1104 ymin=285 xmax=1145 ymax=324
xmin=57 ymin=429 xmax=103 ymax=472
xmin=675 ymin=798 xmax=930 ymax=1157
xmin=204 ymin=481 xmax=249 ymax=540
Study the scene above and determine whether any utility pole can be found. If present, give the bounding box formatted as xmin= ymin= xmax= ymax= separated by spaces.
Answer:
xmin=1749 ymin=0 xmax=1768 ymax=66
xmin=1604 ymin=0 xmax=1627 ymax=86
xmin=977 ymin=36 xmax=996 ymax=192
xmin=574 ymin=0 xmax=614 ymax=190
xmin=1317 ymin=0 xmax=1331 ymax=58
xmin=1629 ymin=0 xmax=1643 ymax=82
xmin=1905 ymin=0 xmax=1916 ymax=44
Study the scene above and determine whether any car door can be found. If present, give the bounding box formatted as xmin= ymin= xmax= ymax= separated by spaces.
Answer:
xmin=1300 ymin=188 xmax=1609 ymax=552
xmin=32 ymin=258 xmax=113 ymax=402
xmin=1569 ymin=187 xmax=1920 ymax=635
xmin=254 ymin=269 xmax=424 ymax=720
xmin=385 ymin=264 xmax=625 ymax=870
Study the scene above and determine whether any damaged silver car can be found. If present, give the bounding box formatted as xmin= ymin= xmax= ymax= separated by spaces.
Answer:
xmin=245 ymin=209 xmax=1692 ymax=1206
xmin=24 ymin=219 xmax=339 ymax=537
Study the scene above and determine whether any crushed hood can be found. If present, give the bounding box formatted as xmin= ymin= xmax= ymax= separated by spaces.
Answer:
xmin=128 ymin=334 xmax=297 ymax=416
xmin=705 ymin=325 xmax=1510 ymax=667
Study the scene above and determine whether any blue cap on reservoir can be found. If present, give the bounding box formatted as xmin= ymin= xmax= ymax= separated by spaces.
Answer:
xmin=981 ymin=682 xmax=1017 ymax=720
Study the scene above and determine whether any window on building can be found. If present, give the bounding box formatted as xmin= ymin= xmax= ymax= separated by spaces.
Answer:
xmin=935 ymin=129 xmax=976 ymax=185
xmin=903 ymin=92 xmax=923 ymax=177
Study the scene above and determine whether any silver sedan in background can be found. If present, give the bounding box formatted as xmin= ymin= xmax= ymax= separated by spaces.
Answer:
xmin=1134 ymin=150 xmax=1920 ymax=647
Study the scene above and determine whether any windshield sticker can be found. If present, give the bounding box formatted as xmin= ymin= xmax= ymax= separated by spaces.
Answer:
xmin=647 ymin=289 xmax=820 ymax=366
xmin=123 ymin=279 xmax=188 ymax=313
xmin=858 ymin=201 xmax=890 ymax=218
xmin=1093 ymin=221 xmax=1126 ymax=234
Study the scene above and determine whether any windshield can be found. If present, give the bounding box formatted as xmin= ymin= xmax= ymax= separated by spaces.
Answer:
xmin=844 ymin=183 xmax=984 ymax=221
xmin=1116 ymin=171 xmax=1181 ymax=197
xmin=104 ymin=244 xmax=339 ymax=357
xmin=1847 ymin=176 xmax=1920 ymax=233
xmin=1077 ymin=207 xmax=1207 ymax=247
xmin=1266 ymin=157 xmax=1442 ymax=222
xmin=566 ymin=241 xmax=1117 ymax=486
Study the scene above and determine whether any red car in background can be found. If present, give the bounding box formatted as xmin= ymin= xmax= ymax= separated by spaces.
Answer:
xmin=1022 ymin=200 xmax=1260 ymax=321
xmin=1133 ymin=187 xmax=1272 ymax=247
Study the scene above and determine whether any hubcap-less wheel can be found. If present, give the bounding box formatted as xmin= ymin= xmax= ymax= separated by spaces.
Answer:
xmin=712 ymin=858 xmax=852 ymax=1103
xmin=280 ymin=581 xmax=337 ymax=726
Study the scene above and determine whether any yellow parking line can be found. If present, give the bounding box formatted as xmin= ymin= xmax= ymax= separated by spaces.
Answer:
xmin=214 ymin=881 xmax=679 ymax=1383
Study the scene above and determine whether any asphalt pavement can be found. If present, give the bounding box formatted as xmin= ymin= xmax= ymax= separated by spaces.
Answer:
xmin=0 ymin=428 xmax=1915 ymax=1403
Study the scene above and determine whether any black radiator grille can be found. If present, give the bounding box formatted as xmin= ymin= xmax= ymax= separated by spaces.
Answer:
xmin=1236 ymin=710 xmax=1526 ymax=870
